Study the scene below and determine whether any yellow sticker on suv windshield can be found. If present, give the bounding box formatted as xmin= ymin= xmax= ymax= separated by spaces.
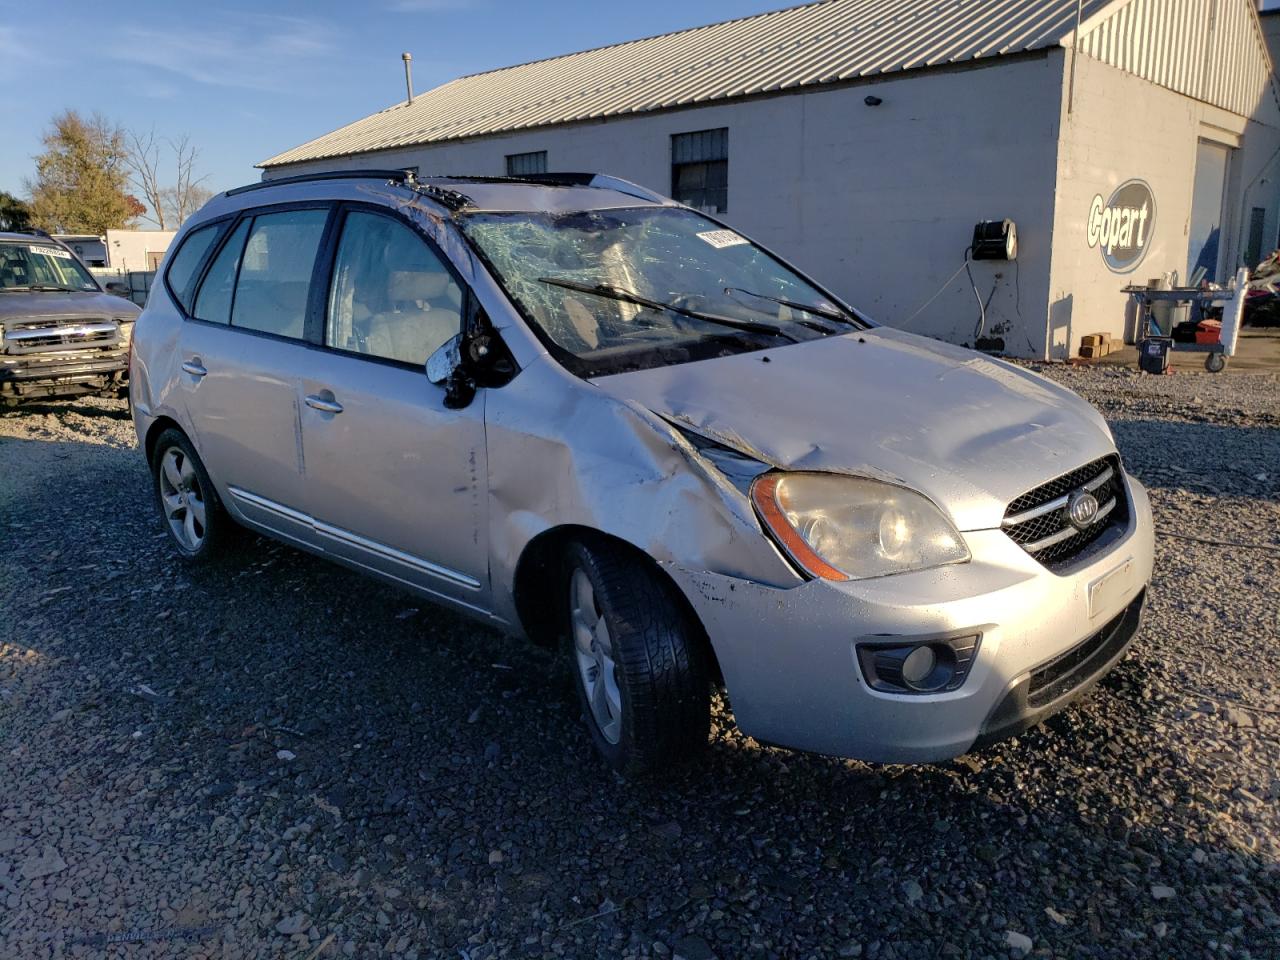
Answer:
xmin=696 ymin=229 xmax=748 ymax=249
xmin=31 ymin=245 xmax=73 ymax=260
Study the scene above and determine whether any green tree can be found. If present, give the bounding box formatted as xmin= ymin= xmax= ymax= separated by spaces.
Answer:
xmin=25 ymin=110 xmax=136 ymax=234
xmin=0 ymin=191 xmax=32 ymax=231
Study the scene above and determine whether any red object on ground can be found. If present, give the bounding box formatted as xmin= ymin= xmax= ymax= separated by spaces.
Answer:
xmin=1195 ymin=318 xmax=1222 ymax=345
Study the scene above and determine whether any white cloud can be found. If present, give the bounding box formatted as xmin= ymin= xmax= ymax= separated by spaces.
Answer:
xmin=106 ymin=14 xmax=338 ymax=93
xmin=386 ymin=0 xmax=482 ymax=11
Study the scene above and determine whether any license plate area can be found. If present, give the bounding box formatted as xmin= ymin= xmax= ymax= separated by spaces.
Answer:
xmin=1088 ymin=557 xmax=1134 ymax=619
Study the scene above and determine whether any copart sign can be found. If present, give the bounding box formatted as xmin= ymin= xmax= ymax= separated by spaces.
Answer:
xmin=1087 ymin=179 xmax=1155 ymax=273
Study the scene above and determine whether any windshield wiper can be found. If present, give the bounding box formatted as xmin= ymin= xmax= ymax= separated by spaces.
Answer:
xmin=538 ymin=277 xmax=801 ymax=343
xmin=14 ymin=284 xmax=80 ymax=292
xmin=724 ymin=287 xmax=857 ymax=328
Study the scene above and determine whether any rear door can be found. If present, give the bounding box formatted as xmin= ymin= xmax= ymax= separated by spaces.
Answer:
xmin=177 ymin=205 xmax=331 ymax=548
xmin=295 ymin=205 xmax=491 ymax=613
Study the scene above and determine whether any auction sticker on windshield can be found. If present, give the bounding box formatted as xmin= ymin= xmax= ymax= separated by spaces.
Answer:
xmin=31 ymin=245 xmax=73 ymax=260
xmin=696 ymin=230 xmax=748 ymax=249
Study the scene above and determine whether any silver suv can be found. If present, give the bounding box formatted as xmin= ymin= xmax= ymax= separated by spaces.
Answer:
xmin=131 ymin=171 xmax=1153 ymax=773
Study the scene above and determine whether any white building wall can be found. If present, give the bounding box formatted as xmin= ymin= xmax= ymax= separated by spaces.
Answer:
xmin=104 ymin=229 xmax=176 ymax=272
xmin=1048 ymin=49 xmax=1280 ymax=357
xmin=265 ymin=56 xmax=1064 ymax=357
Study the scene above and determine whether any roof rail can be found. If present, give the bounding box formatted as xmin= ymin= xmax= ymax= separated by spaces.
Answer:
xmin=225 ymin=169 xmax=416 ymax=197
xmin=433 ymin=173 xmax=596 ymax=187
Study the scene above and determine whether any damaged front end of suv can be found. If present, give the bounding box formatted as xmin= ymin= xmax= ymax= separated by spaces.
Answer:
xmin=0 ymin=233 xmax=141 ymax=406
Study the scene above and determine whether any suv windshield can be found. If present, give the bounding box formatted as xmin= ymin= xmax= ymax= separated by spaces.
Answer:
xmin=0 ymin=242 xmax=98 ymax=292
xmin=459 ymin=206 xmax=862 ymax=376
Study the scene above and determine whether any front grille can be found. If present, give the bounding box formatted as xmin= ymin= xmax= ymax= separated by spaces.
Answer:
xmin=1002 ymin=456 xmax=1128 ymax=569
xmin=2 ymin=319 xmax=120 ymax=356
xmin=1027 ymin=589 xmax=1145 ymax=707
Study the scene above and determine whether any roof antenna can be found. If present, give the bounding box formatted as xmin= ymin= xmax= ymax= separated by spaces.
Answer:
xmin=402 ymin=52 xmax=414 ymax=105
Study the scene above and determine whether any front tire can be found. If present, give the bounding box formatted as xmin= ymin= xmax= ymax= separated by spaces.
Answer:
xmin=151 ymin=428 xmax=232 ymax=563
xmin=563 ymin=539 xmax=710 ymax=775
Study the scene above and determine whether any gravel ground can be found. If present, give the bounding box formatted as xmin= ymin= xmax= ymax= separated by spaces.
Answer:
xmin=1 ymin=366 xmax=1277 ymax=960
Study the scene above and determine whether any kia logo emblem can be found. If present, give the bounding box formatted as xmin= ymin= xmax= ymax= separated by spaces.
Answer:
xmin=1087 ymin=179 xmax=1156 ymax=273
xmin=1067 ymin=491 xmax=1100 ymax=529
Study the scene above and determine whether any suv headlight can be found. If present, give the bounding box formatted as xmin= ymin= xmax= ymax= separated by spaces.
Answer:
xmin=750 ymin=473 xmax=970 ymax=580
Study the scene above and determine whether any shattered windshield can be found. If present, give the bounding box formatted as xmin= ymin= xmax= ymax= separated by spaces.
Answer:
xmin=0 ymin=242 xmax=98 ymax=292
xmin=459 ymin=206 xmax=862 ymax=376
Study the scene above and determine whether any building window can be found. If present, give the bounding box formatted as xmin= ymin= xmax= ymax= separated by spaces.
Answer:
xmin=671 ymin=128 xmax=728 ymax=213
xmin=506 ymin=151 xmax=547 ymax=176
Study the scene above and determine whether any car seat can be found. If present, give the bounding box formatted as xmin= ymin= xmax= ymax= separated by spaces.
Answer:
xmin=365 ymin=269 xmax=462 ymax=364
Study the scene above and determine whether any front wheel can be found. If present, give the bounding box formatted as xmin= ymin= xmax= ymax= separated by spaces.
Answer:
xmin=1205 ymin=352 xmax=1226 ymax=373
xmin=563 ymin=539 xmax=710 ymax=775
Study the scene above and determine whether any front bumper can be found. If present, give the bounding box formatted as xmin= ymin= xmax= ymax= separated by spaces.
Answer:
xmin=0 ymin=350 xmax=128 ymax=398
xmin=665 ymin=473 xmax=1154 ymax=763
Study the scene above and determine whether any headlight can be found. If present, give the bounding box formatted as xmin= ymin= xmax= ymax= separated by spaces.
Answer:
xmin=750 ymin=473 xmax=970 ymax=580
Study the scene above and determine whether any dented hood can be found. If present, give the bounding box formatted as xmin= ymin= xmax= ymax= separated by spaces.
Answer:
xmin=591 ymin=327 xmax=1116 ymax=532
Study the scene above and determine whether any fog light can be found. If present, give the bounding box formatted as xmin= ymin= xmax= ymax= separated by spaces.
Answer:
xmin=858 ymin=634 xmax=980 ymax=695
xmin=901 ymin=645 xmax=936 ymax=686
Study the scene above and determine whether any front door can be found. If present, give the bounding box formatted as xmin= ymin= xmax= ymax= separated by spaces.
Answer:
xmin=297 ymin=207 xmax=491 ymax=613
xmin=178 ymin=207 xmax=331 ymax=547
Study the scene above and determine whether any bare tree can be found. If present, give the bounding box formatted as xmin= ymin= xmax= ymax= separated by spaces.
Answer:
xmin=124 ymin=130 xmax=212 ymax=229
xmin=160 ymin=183 xmax=215 ymax=227
xmin=124 ymin=128 xmax=167 ymax=229
xmin=167 ymin=134 xmax=211 ymax=226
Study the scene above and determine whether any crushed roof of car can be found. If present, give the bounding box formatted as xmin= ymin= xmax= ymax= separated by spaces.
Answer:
xmin=259 ymin=0 xmax=1125 ymax=169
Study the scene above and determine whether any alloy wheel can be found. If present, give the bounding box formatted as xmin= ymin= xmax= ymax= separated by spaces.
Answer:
xmin=570 ymin=567 xmax=623 ymax=744
xmin=158 ymin=447 xmax=207 ymax=551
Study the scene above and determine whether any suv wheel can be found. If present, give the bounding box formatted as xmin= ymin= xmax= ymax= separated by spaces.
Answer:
xmin=563 ymin=539 xmax=710 ymax=775
xmin=151 ymin=428 xmax=231 ymax=562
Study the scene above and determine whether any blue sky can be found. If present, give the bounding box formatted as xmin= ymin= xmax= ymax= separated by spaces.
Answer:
xmin=0 ymin=0 xmax=787 ymax=206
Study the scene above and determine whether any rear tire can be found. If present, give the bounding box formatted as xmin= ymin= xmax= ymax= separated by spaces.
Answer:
xmin=562 ymin=539 xmax=710 ymax=775
xmin=151 ymin=428 xmax=232 ymax=563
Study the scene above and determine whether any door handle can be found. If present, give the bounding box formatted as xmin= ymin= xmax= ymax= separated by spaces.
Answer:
xmin=304 ymin=393 xmax=344 ymax=414
xmin=181 ymin=358 xmax=207 ymax=377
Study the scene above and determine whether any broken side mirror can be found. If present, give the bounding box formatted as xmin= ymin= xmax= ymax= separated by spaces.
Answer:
xmin=426 ymin=333 xmax=463 ymax=385
xmin=426 ymin=333 xmax=476 ymax=409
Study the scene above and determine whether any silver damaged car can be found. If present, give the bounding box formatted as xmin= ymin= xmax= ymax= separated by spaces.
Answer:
xmin=130 ymin=171 xmax=1154 ymax=774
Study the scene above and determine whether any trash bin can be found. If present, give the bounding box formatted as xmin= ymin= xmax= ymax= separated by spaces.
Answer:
xmin=1138 ymin=337 xmax=1171 ymax=374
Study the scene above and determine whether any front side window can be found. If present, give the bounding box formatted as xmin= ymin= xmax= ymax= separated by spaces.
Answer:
xmin=326 ymin=210 xmax=463 ymax=365
xmin=460 ymin=205 xmax=860 ymax=377
xmin=671 ymin=128 xmax=728 ymax=214
xmin=231 ymin=209 xmax=329 ymax=339
xmin=0 ymin=242 xmax=97 ymax=292
xmin=193 ymin=219 xmax=251 ymax=325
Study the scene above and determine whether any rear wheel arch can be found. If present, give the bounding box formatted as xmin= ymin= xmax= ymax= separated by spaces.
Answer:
xmin=143 ymin=415 xmax=186 ymax=466
xmin=511 ymin=525 xmax=723 ymax=684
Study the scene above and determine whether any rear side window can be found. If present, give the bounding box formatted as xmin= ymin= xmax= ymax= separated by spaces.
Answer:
xmin=231 ymin=209 xmax=328 ymax=340
xmin=193 ymin=219 xmax=250 ymax=325
xmin=165 ymin=224 xmax=221 ymax=312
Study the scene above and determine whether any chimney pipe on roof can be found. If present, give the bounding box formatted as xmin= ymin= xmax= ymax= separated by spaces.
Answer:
xmin=402 ymin=52 xmax=414 ymax=105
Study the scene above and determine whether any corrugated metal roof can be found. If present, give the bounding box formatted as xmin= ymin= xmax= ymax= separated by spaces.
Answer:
xmin=259 ymin=0 xmax=1265 ymax=168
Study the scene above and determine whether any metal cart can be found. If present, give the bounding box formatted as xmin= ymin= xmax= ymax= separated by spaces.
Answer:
xmin=1121 ymin=268 xmax=1248 ymax=373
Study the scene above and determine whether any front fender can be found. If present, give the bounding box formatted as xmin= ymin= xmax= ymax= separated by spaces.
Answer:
xmin=483 ymin=356 xmax=801 ymax=629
